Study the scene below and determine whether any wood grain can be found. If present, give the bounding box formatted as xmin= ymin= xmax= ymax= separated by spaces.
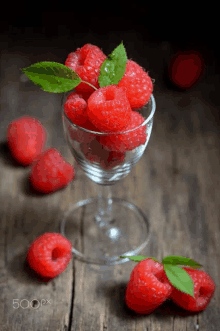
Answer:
xmin=0 ymin=35 xmax=219 ymax=331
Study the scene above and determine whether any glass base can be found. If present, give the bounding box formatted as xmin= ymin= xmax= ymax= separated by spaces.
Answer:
xmin=60 ymin=197 xmax=150 ymax=265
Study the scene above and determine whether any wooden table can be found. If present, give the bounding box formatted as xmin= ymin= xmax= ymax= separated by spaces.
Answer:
xmin=0 ymin=31 xmax=219 ymax=331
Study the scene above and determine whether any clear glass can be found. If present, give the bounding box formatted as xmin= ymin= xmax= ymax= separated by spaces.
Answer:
xmin=61 ymin=91 xmax=156 ymax=265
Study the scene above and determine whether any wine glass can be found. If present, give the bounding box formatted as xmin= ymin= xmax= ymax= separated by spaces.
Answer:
xmin=60 ymin=92 xmax=156 ymax=265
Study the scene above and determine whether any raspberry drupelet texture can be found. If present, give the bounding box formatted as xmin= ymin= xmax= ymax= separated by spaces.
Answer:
xmin=27 ymin=233 xmax=72 ymax=278
xmin=99 ymin=110 xmax=147 ymax=152
xmin=64 ymin=92 xmax=88 ymax=126
xmin=87 ymin=85 xmax=132 ymax=133
xmin=7 ymin=116 xmax=47 ymax=166
xmin=170 ymin=267 xmax=215 ymax=312
xmin=29 ymin=148 xmax=75 ymax=193
xmin=125 ymin=258 xmax=173 ymax=314
xmin=65 ymin=43 xmax=106 ymax=94
xmin=118 ymin=60 xmax=153 ymax=109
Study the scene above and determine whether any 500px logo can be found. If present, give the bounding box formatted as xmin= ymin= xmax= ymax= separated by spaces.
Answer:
xmin=13 ymin=299 xmax=52 ymax=309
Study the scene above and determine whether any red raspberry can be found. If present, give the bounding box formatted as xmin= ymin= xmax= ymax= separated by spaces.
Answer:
xmin=170 ymin=267 xmax=215 ymax=312
xmin=66 ymin=90 xmax=92 ymax=102
xmin=29 ymin=148 xmax=75 ymax=193
xmin=99 ymin=110 xmax=147 ymax=152
xmin=87 ymin=85 xmax=132 ymax=133
xmin=118 ymin=60 xmax=153 ymax=109
xmin=64 ymin=92 xmax=88 ymax=127
xmin=64 ymin=91 xmax=99 ymax=144
xmin=7 ymin=116 xmax=47 ymax=166
xmin=27 ymin=233 xmax=72 ymax=278
xmin=80 ymin=139 xmax=125 ymax=169
xmin=125 ymin=259 xmax=172 ymax=314
xmin=168 ymin=51 xmax=205 ymax=89
xmin=65 ymin=44 xmax=106 ymax=93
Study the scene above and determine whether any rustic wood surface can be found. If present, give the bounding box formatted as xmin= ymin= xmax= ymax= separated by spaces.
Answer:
xmin=0 ymin=26 xmax=220 ymax=331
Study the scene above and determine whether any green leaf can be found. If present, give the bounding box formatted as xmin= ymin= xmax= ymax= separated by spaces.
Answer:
xmin=99 ymin=42 xmax=127 ymax=87
xmin=21 ymin=62 xmax=81 ymax=93
xmin=162 ymin=255 xmax=202 ymax=269
xmin=119 ymin=255 xmax=158 ymax=262
xmin=164 ymin=264 xmax=194 ymax=297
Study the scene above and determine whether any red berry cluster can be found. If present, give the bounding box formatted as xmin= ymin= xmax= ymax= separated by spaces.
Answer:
xmin=125 ymin=258 xmax=215 ymax=314
xmin=64 ymin=44 xmax=153 ymax=157
xmin=7 ymin=116 xmax=75 ymax=194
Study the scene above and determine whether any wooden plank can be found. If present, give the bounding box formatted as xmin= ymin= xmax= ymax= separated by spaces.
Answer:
xmin=0 ymin=40 xmax=220 ymax=331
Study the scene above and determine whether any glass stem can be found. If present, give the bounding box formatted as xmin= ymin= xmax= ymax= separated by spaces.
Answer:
xmin=95 ymin=185 xmax=113 ymax=227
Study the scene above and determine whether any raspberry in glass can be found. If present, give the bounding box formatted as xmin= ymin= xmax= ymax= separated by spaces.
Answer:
xmin=65 ymin=43 xmax=106 ymax=93
xmin=87 ymin=85 xmax=132 ymax=133
xmin=99 ymin=110 xmax=147 ymax=152
xmin=118 ymin=60 xmax=153 ymax=109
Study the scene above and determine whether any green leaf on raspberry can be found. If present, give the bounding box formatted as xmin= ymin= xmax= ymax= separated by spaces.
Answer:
xmin=21 ymin=62 xmax=81 ymax=93
xmin=164 ymin=264 xmax=194 ymax=297
xmin=119 ymin=255 xmax=159 ymax=262
xmin=162 ymin=255 xmax=202 ymax=269
xmin=99 ymin=42 xmax=127 ymax=87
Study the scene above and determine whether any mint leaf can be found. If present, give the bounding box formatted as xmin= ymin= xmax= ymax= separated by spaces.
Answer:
xmin=164 ymin=264 xmax=194 ymax=297
xmin=99 ymin=42 xmax=127 ymax=87
xmin=162 ymin=256 xmax=202 ymax=269
xmin=21 ymin=62 xmax=81 ymax=93
xmin=119 ymin=255 xmax=158 ymax=262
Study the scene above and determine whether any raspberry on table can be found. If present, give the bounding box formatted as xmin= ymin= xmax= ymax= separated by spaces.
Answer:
xmin=168 ymin=51 xmax=205 ymax=89
xmin=170 ymin=267 xmax=215 ymax=312
xmin=26 ymin=233 xmax=72 ymax=278
xmin=99 ymin=110 xmax=147 ymax=152
xmin=29 ymin=148 xmax=75 ymax=194
xmin=87 ymin=85 xmax=132 ymax=133
xmin=125 ymin=258 xmax=173 ymax=314
xmin=7 ymin=116 xmax=47 ymax=166
xmin=65 ymin=43 xmax=106 ymax=93
xmin=118 ymin=60 xmax=153 ymax=109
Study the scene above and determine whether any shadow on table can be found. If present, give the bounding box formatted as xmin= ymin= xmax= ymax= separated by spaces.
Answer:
xmin=0 ymin=141 xmax=28 ymax=168
xmin=103 ymin=282 xmax=199 ymax=320
xmin=7 ymin=251 xmax=54 ymax=286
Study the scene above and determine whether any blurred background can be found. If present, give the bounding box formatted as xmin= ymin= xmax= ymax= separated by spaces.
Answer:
xmin=0 ymin=1 xmax=219 ymax=139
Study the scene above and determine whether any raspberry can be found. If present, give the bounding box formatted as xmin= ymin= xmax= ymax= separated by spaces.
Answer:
xmin=7 ymin=116 xmax=47 ymax=166
xmin=125 ymin=259 xmax=172 ymax=314
xmin=26 ymin=233 xmax=72 ymax=278
xmin=65 ymin=43 xmax=106 ymax=93
xmin=168 ymin=51 xmax=205 ymax=89
xmin=99 ymin=110 xmax=147 ymax=152
xmin=118 ymin=60 xmax=153 ymax=109
xmin=64 ymin=91 xmax=99 ymax=143
xmin=80 ymin=139 xmax=125 ymax=169
xmin=170 ymin=267 xmax=215 ymax=312
xmin=87 ymin=85 xmax=132 ymax=132
xmin=29 ymin=148 xmax=75 ymax=193
xmin=64 ymin=92 xmax=88 ymax=127
xmin=66 ymin=90 xmax=92 ymax=102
